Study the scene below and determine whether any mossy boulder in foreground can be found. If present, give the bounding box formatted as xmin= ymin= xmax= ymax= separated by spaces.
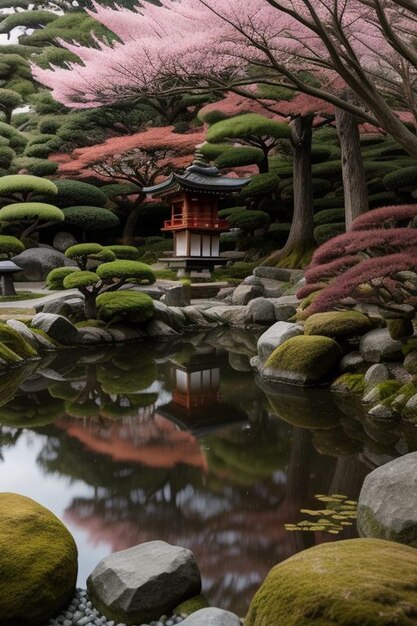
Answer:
xmin=265 ymin=335 xmax=342 ymax=384
xmin=246 ymin=538 xmax=417 ymax=626
xmin=0 ymin=493 xmax=78 ymax=626
xmin=304 ymin=311 xmax=371 ymax=338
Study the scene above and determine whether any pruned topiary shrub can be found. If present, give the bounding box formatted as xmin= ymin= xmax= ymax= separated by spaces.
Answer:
xmin=105 ymin=245 xmax=139 ymax=260
xmin=0 ymin=201 xmax=64 ymax=238
xmin=65 ymin=243 xmax=116 ymax=270
xmin=46 ymin=267 xmax=80 ymax=290
xmin=0 ymin=174 xmax=57 ymax=202
xmin=53 ymin=180 xmax=108 ymax=209
xmin=96 ymin=260 xmax=156 ymax=285
xmin=96 ymin=291 xmax=155 ymax=324
xmin=0 ymin=235 xmax=24 ymax=259
xmin=62 ymin=206 xmax=119 ymax=238
xmin=314 ymin=222 xmax=345 ymax=245
xmin=304 ymin=311 xmax=372 ymax=339
xmin=265 ymin=335 xmax=342 ymax=384
xmin=314 ymin=208 xmax=345 ymax=226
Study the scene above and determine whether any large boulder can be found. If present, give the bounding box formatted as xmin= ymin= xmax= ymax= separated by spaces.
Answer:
xmin=360 ymin=328 xmax=403 ymax=363
xmin=270 ymin=295 xmax=300 ymax=322
xmin=245 ymin=297 xmax=276 ymax=325
xmin=87 ymin=540 xmax=201 ymax=625
xmin=181 ymin=608 xmax=241 ymax=625
xmin=246 ymin=538 xmax=417 ymax=626
xmin=257 ymin=322 xmax=303 ymax=362
xmin=304 ymin=311 xmax=371 ymax=338
xmin=357 ymin=452 xmax=417 ymax=546
xmin=12 ymin=248 xmax=76 ymax=282
xmin=232 ymin=283 xmax=263 ymax=305
xmin=0 ymin=493 xmax=77 ymax=626
xmin=53 ymin=231 xmax=78 ymax=253
xmin=263 ymin=335 xmax=342 ymax=385
xmin=31 ymin=313 xmax=80 ymax=345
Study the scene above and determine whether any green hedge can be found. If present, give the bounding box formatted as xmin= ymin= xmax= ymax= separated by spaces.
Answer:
xmin=54 ymin=180 xmax=108 ymax=209
xmin=383 ymin=166 xmax=417 ymax=190
xmin=62 ymin=206 xmax=119 ymax=230
xmin=63 ymin=271 xmax=99 ymax=289
xmin=314 ymin=222 xmax=345 ymax=245
xmin=314 ymin=208 xmax=345 ymax=225
xmin=0 ymin=174 xmax=57 ymax=198
xmin=105 ymin=245 xmax=139 ymax=260
xmin=0 ymin=202 xmax=64 ymax=223
xmin=96 ymin=260 xmax=156 ymax=285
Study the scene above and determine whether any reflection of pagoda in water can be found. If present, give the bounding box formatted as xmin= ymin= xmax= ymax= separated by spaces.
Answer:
xmin=158 ymin=346 xmax=247 ymax=435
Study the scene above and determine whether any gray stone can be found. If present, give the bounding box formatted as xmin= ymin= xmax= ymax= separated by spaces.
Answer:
xmin=405 ymin=393 xmax=417 ymax=412
xmin=146 ymin=319 xmax=178 ymax=337
xmin=161 ymin=285 xmax=188 ymax=307
xmin=216 ymin=287 xmax=234 ymax=301
xmin=360 ymin=329 xmax=403 ymax=363
xmin=53 ymin=231 xmax=78 ymax=253
xmin=257 ymin=321 xmax=303 ymax=363
xmin=12 ymin=247 xmax=76 ymax=281
xmin=43 ymin=296 xmax=85 ymax=318
xmin=31 ymin=313 xmax=80 ymax=345
xmin=181 ymin=608 xmax=240 ymax=626
xmin=87 ymin=541 xmax=201 ymax=625
xmin=340 ymin=351 xmax=364 ymax=372
xmin=364 ymin=363 xmax=390 ymax=389
xmin=357 ymin=452 xmax=417 ymax=546
xmin=258 ymin=278 xmax=286 ymax=298
xmin=6 ymin=319 xmax=38 ymax=348
xmin=245 ymin=297 xmax=276 ymax=325
xmin=30 ymin=329 xmax=57 ymax=351
xmin=253 ymin=266 xmax=292 ymax=281
xmin=242 ymin=275 xmax=264 ymax=287
xmin=232 ymin=284 xmax=263 ymax=305
xmin=208 ymin=305 xmax=247 ymax=326
xmin=368 ymin=404 xmax=397 ymax=419
xmin=271 ymin=295 xmax=300 ymax=322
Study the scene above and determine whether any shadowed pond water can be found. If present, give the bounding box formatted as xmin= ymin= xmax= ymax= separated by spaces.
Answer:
xmin=1 ymin=328 xmax=417 ymax=616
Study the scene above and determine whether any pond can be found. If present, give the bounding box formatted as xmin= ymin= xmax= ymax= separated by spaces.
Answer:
xmin=1 ymin=328 xmax=416 ymax=616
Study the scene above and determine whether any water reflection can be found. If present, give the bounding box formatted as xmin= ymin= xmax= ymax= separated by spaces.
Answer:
xmin=0 ymin=331 xmax=416 ymax=615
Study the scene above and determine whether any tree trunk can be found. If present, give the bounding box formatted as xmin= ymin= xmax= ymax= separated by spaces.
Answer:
xmin=84 ymin=291 xmax=97 ymax=319
xmin=262 ymin=114 xmax=315 ymax=268
xmin=335 ymin=107 xmax=368 ymax=229
xmin=258 ymin=152 xmax=269 ymax=173
xmin=122 ymin=206 xmax=141 ymax=245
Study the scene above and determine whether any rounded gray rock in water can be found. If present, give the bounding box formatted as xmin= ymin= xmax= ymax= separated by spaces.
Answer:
xmin=180 ymin=608 xmax=241 ymax=626
xmin=31 ymin=312 xmax=80 ymax=346
xmin=87 ymin=541 xmax=201 ymax=625
xmin=357 ymin=452 xmax=417 ymax=546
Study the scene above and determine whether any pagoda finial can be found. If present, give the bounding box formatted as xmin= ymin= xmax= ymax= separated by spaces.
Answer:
xmin=192 ymin=150 xmax=210 ymax=168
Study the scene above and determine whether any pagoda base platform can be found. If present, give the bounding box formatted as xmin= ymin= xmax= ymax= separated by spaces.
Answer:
xmin=160 ymin=256 xmax=229 ymax=273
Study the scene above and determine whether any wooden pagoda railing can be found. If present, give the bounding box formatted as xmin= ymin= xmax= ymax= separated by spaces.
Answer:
xmin=162 ymin=213 xmax=230 ymax=231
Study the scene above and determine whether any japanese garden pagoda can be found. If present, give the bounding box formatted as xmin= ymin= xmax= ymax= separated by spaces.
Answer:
xmin=144 ymin=162 xmax=249 ymax=273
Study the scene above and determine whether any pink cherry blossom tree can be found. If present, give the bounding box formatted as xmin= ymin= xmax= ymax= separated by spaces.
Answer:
xmin=32 ymin=0 xmax=417 ymax=159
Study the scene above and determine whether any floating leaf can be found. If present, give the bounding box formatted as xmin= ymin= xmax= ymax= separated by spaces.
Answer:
xmin=284 ymin=494 xmax=358 ymax=535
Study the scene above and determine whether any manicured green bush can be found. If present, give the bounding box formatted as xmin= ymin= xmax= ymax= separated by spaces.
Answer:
xmin=54 ymin=180 xmax=108 ymax=209
xmin=0 ymin=145 xmax=15 ymax=168
xmin=368 ymin=191 xmax=397 ymax=207
xmin=215 ymin=146 xmax=265 ymax=168
xmin=311 ymin=160 xmax=342 ymax=178
xmin=24 ymin=143 xmax=54 ymax=159
xmin=0 ymin=174 xmax=57 ymax=199
xmin=383 ymin=166 xmax=417 ymax=190
xmin=65 ymin=243 xmax=116 ymax=269
xmin=96 ymin=291 xmax=155 ymax=324
xmin=63 ymin=271 xmax=100 ymax=290
xmin=199 ymin=142 xmax=236 ymax=159
xmin=26 ymin=134 xmax=57 ymax=147
xmin=227 ymin=209 xmax=270 ymax=233
xmin=314 ymin=222 xmax=345 ymax=245
xmin=207 ymin=113 xmax=291 ymax=143
xmin=62 ymin=206 xmax=119 ymax=231
xmin=304 ymin=311 xmax=372 ymax=338
xmin=0 ymin=121 xmax=27 ymax=149
xmin=0 ymin=235 xmax=24 ymax=259
xmin=96 ymin=260 xmax=156 ymax=285
xmin=13 ymin=157 xmax=58 ymax=177
xmin=314 ymin=209 xmax=345 ymax=225
xmin=240 ymin=173 xmax=280 ymax=197
xmin=314 ymin=195 xmax=345 ymax=210
xmin=218 ymin=206 xmax=246 ymax=219
xmin=101 ymin=182 xmax=141 ymax=198
xmin=46 ymin=267 xmax=80 ymax=290
xmin=37 ymin=115 xmax=66 ymax=135
xmin=105 ymin=245 xmax=139 ymax=260
xmin=0 ymin=202 xmax=64 ymax=224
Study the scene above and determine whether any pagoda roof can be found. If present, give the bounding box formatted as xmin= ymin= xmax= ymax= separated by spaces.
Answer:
xmin=143 ymin=164 xmax=250 ymax=196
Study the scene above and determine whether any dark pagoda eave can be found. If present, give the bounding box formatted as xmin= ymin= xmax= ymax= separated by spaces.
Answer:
xmin=143 ymin=171 xmax=250 ymax=196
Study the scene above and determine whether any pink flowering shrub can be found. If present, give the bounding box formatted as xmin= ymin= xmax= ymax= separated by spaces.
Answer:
xmin=351 ymin=204 xmax=417 ymax=231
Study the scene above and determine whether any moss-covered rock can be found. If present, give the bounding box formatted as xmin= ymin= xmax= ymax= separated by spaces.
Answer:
xmin=245 ymin=538 xmax=417 ymax=626
xmin=265 ymin=335 xmax=342 ymax=384
xmin=404 ymin=350 xmax=417 ymax=375
xmin=0 ymin=493 xmax=77 ymax=626
xmin=386 ymin=318 xmax=414 ymax=341
xmin=96 ymin=291 xmax=155 ymax=325
xmin=304 ymin=311 xmax=371 ymax=339
xmin=331 ymin=373 xmax=366 ymax=394
xmin=0 ymin=323 xmax=37 ymax=359
xmin=174 ymin=595 xmax=210 ymax=616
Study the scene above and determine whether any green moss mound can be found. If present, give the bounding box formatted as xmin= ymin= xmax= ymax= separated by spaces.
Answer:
xmin=0 ymin=202 xmax=64 ymax=223
xmin=105 ymin=245 xmax=139 ymax=260
xmin=0 ymin=323 xmax=37 ymax=359
xmin=46 ymin=267 xmax=80 ymax=290
xmin=0 ymin=492 xmax=77 ymax=626
xmin=246 ymin=538 xmax=417 ymax=626
xmin=304 ymin=311 xmax=372 ymax=338
xmin=54 ymin=179 xmax=108 ymax=209
xmin=96 ymin=291 xmax=155 ymax=325
xmin=332 ymin=373 xmax=366 ymax=394
xmin=0 ymin=174 xmax=57 ymax=197
xmin=174 ymin=595 xmax=210 ymax=616
xmin=266 ymin=336 xmax=342 ymax=382
xmin=63 ymin=271 xmax=99 ymax=289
